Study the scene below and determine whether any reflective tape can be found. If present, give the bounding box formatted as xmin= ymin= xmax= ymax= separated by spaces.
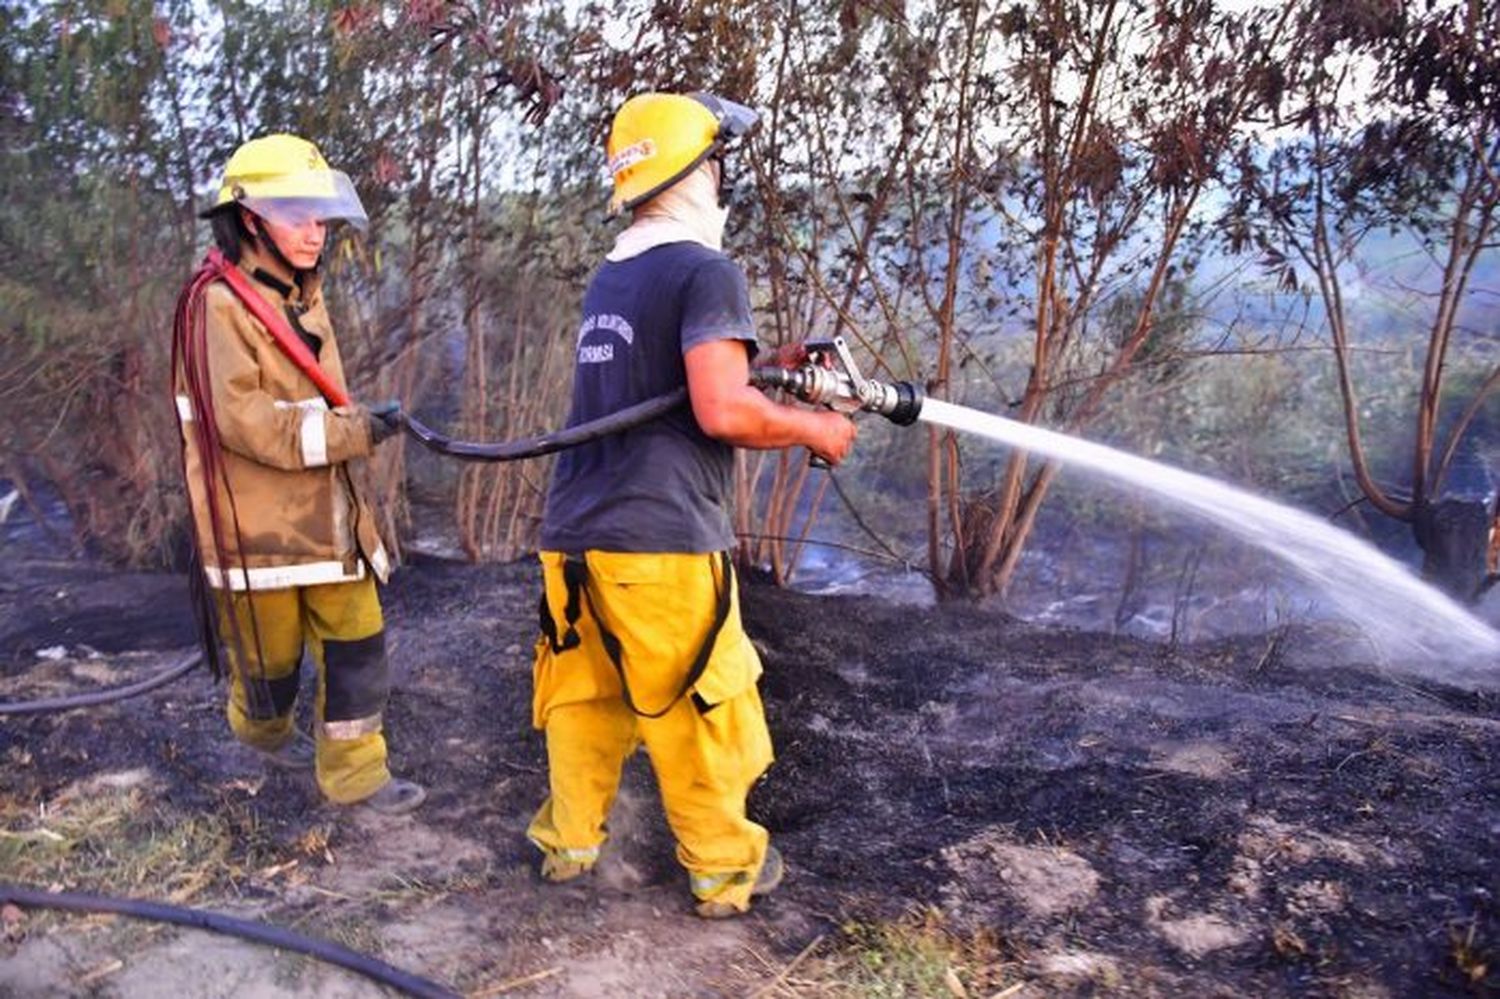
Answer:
xmin=531 ymin=840 xmax=600 ymax=864
xmin=179 ymin=394 xmax=334 ymax=464
xmin=268 ymin=397 xmax=331 ymax=469
xmin=201 ymin=558 xmax=365 ymax=592
xmin=299 ymin=408 xmax=328 ymax=467
xmin=271 ymin=397 xmax=328 ymax=412
xmin=689 ymin=870 xmax=743 ymax=898
xmin=368 ymin=544 xmax=391 ymax=581
xmin=319 ymin=713 xmax=382 ymax=741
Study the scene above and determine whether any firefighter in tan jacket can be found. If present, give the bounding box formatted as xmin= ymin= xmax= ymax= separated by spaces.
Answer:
xmin=173 ymin=134 xmax=423 ymax=814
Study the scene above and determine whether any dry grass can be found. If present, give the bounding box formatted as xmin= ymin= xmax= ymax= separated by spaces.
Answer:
xmin=753 ymin=907 xmax=1023 ymax=998
xmin=1450 ymin=916 xmax=1495 ymax=987
xmin=0 ymin=783 xmax=236 ymax=904
xmin=366 ymin=866 xmax=492 ymax=908
xmin=309 ymin=909 xmax=385 ymax=958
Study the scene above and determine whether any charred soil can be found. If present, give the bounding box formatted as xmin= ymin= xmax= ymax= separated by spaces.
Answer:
xmin=1 ymin=554 xmax=1497 ymax=997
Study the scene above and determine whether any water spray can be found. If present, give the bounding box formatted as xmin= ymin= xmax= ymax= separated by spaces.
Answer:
xmin=755 ymin=336 xmax=1500 ymax=674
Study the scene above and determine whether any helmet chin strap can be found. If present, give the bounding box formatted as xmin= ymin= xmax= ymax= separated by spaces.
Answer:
xmin=711 ymin=150 xmax=733 ymax=209
xmin=244 ymin=213 xmax=320 ymax=279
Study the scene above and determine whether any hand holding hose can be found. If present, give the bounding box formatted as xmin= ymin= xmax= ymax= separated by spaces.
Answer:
xmin=365 ymin=400 xmax=403 ymax=446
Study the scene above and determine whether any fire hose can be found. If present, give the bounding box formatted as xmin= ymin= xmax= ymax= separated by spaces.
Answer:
xmin=394 ymin=386 xmax=689 ymax=461
xmin=0 ymin=396 xmax=686 ymax=716
xmin=4 ymin=337 xmax=913 ymax=716
xmin=0 ymin=650 xmax=202 ymax=716
xmin=0 ymin=883 xmax=459 ymax=999
xmin=391 ymin=336 xmax=923 ymax=459
xmin=1 ymin=337 xmax=916 ymax=718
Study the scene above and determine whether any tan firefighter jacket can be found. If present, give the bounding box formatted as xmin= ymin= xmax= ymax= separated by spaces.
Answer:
xmin=175 ymin=242 xmax=390 ymax=591
xmin=1489 ymin=507 xmax=1498 ymax=577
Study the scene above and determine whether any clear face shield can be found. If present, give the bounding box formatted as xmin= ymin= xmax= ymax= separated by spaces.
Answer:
xmin=691 ymin=93 xmax=760 ymax=142
xmin=233 ymin=170 xmax=370 ymax=231
xmin=691 ymin=93 xmax=760 ymax=209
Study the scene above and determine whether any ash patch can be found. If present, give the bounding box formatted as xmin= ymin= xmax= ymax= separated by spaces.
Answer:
xmin=939 ymin=832 xmax=1101 ymax=922
xmin=1145 ymin=894 xmax=1251 ymax=957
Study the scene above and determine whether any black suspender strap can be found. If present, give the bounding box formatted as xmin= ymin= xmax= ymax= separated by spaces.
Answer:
xmin=538 ymin=556 xmax=585 ymax=653
xmin=540 ymin=552 xmax=734 ymax=718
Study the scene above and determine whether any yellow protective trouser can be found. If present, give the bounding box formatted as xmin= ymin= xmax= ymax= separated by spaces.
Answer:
xmin=221 ymin=576 xmax=391 ymax=804
xmin=528 ymin=550 xmax=775 ymax=913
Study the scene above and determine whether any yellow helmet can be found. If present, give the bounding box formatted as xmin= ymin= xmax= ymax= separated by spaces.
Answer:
xmin=205 ymin=133 xmax=368 ymax=229
xmin=606 ymin=92 xmax=760 ymax=214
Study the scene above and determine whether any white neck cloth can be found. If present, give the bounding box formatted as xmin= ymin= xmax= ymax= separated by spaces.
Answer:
xmin=606 ymin=162 xmax=728 ymax=261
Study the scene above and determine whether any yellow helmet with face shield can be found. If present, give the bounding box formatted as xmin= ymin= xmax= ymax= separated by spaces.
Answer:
xmin=606 ymin=92 xmax=760 ymax=215
xmin=204 ymin=134 xmax=368 ymax=230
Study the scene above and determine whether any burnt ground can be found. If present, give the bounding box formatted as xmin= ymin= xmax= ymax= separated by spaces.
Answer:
xmin=0 ymin=553 xmax=1497 ymax=998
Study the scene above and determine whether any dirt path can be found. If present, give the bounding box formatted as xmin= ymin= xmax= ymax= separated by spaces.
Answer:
xmin=1 ymin=556 xmax=1497 ymax=997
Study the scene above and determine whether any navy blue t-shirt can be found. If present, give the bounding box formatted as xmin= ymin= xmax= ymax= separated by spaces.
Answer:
xmin=540 ymin=241 xmax=758 ymax=553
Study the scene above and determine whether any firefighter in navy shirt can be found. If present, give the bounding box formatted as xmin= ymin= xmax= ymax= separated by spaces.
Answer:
xmin=528 ymin=91 xmax=856 ymax=918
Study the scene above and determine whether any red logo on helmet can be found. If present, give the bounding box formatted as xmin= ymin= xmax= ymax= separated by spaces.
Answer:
xmin=608 ymin=139 xmax=656 ymax=177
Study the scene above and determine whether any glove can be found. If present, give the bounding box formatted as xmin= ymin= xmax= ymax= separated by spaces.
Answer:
xmin=366 ymin=400 xmax=402 ymax=446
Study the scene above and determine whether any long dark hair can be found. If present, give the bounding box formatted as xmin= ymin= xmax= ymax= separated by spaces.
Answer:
xmin=207 ymin=206 xmax=255 ymax=263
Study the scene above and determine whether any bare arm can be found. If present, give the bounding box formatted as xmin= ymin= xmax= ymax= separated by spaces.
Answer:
xmin=684 ymin=339 xmax=856 ymax=465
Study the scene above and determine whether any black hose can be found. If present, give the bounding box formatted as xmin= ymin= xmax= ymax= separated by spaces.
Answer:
xmin=0 ymin=650 xmax=203 ymax=716
xmin=397 ymin=387 xmax=688 ymax=462
xmin=0 ymin=883 xmax=460 ymax=999
xmin=5 ymin=390 xmax=688 ymax=713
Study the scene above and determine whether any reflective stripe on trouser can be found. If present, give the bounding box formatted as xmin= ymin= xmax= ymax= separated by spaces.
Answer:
xmin=527 ymin=550 xmax=774 ymax=912
xmin=220 ymin=576 xmax=392 ymax=804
